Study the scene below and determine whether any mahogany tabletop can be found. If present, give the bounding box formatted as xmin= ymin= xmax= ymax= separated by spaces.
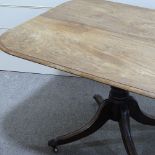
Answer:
xmin=1 ymin=0 xmax=155 ymax=98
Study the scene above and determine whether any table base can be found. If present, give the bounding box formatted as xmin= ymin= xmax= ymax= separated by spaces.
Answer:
xmin=48 ymin=86 xmax=155 ymax=155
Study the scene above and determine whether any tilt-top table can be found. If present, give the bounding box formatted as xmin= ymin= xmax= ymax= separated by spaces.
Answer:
xmin=0 ymin=0 xmax=155 ymax=154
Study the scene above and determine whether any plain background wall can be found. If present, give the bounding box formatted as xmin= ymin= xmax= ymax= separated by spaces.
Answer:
xmin=0 ymin=0 xmax=155 ymax=75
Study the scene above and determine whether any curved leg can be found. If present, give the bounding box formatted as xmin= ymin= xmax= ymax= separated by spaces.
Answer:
xmin=129 ymin=97 xmax=155 ymax=126
xmin=94 ymin=94 xmax=105 ymax=106
xmin=48 ymin=99 xmax=111 ymax=150
xmin=119 ymin=105 xmax=138 ymax=155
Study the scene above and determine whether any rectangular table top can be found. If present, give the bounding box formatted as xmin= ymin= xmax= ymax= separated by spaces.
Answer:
xmin=1 ymin=0 xmax=155 ymax=98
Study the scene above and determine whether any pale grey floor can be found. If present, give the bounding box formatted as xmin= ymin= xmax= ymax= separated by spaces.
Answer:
xmin=0 ymin=71 xmax=155 ymax=155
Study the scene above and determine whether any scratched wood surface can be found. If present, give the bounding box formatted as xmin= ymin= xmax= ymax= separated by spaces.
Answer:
xmin=1 ymin=0 xmax=155 ymax=98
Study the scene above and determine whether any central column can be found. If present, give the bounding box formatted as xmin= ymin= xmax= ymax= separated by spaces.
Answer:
xmin=109 ymin=86 xmax=129 ymax=100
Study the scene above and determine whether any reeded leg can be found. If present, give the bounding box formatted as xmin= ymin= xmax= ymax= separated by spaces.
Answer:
xmin=48 ymin=86 xmax=155 ymax=153
xmin=48 ymin=97 xmax=111 ymax=151
xmin=119 ymin=105 xmax=138 ymax=155
xmin=128 ymin=97 xmax=155 ymax=126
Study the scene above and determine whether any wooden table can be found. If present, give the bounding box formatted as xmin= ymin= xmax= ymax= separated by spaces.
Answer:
xmin=0 ymin=0 xmax=155 ymax=154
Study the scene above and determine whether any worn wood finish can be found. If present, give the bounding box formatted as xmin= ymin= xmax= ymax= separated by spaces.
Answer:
xmin=1 ymin=0 xmax=155 ymax=98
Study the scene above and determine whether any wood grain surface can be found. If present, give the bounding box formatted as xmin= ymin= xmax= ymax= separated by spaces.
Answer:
xmin=1 ymin=0 xmax=155 ymax=98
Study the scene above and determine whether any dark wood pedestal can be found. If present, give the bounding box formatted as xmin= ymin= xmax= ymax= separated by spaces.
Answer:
xmin=48 ymin=87 xmax=155 ymax=155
